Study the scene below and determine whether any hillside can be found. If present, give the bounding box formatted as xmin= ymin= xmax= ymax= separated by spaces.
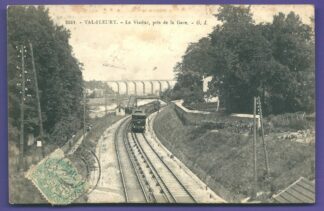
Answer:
xmin=153 ymin=105 xmax=315 ymax=202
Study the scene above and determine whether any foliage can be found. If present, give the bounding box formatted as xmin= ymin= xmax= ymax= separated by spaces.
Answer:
xmin=164 ymin=37 xmax=215 ymax=104
xmin=84 ymin=80 xmax=115 ymax=93
xmin=173 ymin=70 xmax=205 ymax=104
xmin=154 ymin=105 xmax=314 ymax=202
xmin=266 ymin=112 xmax=313 ymax=131
xmin=260 ymin=12 xmax=315 ymax=114
xmin=170 ymin=5 xmax=314 ymax=115
xmin=8 ymin=6 xmax=84 ymax=146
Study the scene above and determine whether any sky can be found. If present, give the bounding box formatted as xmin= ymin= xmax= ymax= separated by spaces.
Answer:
xmin=48 ymin=5 xmax=314 ymax=83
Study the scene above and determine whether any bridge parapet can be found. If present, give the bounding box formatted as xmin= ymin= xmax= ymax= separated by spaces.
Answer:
xmin=106 ymin=79 xmax=176 ymax=96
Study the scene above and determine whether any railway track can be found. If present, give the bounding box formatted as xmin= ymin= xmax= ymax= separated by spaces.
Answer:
xmin=132 ymin=132 xmax=197 ymax=203
xmin=114 ymin=117 xmax=148 ymax=203
xmin=128 ymin=131 xmax=171 ymax=203
xmin=113 ymin=116 xmax=197 ymax=203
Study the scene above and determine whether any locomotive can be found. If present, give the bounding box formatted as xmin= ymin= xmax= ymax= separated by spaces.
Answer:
xmin=130 ymin=100 xmax=161 ymax=133
xmin=131 ymin=109 xmax=146 ymax=133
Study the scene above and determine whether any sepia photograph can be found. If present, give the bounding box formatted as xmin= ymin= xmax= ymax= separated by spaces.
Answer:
xmin=7 ymin=4 xmax=315 ymax=204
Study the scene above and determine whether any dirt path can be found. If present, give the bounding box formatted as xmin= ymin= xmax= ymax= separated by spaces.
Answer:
xmin=87 ymin=117 xmax=128 ymax=203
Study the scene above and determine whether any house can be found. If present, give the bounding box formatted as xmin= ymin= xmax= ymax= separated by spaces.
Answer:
xmin=116 ymin=104 xmax=125 ymax=116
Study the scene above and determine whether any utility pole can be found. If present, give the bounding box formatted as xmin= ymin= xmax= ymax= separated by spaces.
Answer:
xmin=83 ymin=89 xmax=86 ymax=137
xmin=105 ymin=90 xmax=108 ymax=117
xmin=253 ymin=97 xmax=258 ymax=198
xmin=29 ymin=42 xmax=45 ymax=158
xmin=257 ymin=97 xmax=270 ymax=176
xmin=18 ymin=45 xmax=26 ymax=171
xmin=116 ymin=91 xmax=119 ymax=110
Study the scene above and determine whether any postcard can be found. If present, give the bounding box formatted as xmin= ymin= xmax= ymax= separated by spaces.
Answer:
xmin=8 ymin=4 xmax=315 ymax=204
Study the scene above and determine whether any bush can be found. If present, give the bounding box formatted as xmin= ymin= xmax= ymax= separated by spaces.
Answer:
xmin=266 ymin=112 xmax=313 ymax=132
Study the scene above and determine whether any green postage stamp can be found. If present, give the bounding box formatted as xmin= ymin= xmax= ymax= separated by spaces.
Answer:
xmin=25 ymin=149 xmax=88 ymax=205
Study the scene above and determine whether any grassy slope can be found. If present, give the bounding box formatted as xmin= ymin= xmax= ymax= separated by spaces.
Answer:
xmin=153 ymin=105 xmax=315 ymax=202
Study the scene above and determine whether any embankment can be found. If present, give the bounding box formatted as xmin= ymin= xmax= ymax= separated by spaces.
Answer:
xmin=9 ymin=113 xmax=123 ymax=204
xmin=153 ymin=104 xmax=315 ymax=202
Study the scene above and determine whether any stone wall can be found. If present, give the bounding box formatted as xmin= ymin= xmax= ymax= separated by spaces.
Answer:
xmin=172 ymin=101 xmax=254 ymax=133
xmin=172 ymin=101 xmax=223 ymax=125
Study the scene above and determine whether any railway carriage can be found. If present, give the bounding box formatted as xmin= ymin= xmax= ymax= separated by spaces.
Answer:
xmin=126 ymin=99 xmax=161 ymax=114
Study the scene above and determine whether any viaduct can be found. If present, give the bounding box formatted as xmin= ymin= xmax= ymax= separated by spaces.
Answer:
xmin=105 ymin=80 xmax=175 ymax=96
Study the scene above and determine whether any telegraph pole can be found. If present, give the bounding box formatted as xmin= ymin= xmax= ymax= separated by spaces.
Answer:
xmin=257 ymin=97 xmax=270 ymax=176
xmin=83 ymin=89 xmax=86 ymax=137
xmin=105 ymin=90 xmax=108 ymax=117
xmin=116 ymin=91 xmax=119 ymax=110
xmin=253 ymin=97 xmax=258 ymax=198
xmin=18 ymin=45 xmax=26 ymax=171
xmin=29 ymin=42 xmax=45 ymax=157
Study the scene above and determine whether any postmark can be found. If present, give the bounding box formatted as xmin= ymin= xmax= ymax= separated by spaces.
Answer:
xmin=25 ymin=149 xmax=89 ymax=205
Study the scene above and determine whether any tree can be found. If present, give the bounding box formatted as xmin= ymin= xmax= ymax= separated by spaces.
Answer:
xmin=207 ymin=6 xmax=314 ymax=114
xmin=8 ymin=6 xmax=84 ymax=147
xmin=157 ymin=5 xmax=315 ymax=115
xmin=167 ymin=38 xmax=215 ymax=104
xmin=171 ymin=61 xmax=204 ymax=105
xmin=84 ymin=80 xmax=115 ymax=95
xmin=181 ymin=37 xmax=216 ymax=76
xmin=262 ymin=12 xmax=315 ymax=113
xmin=208 ymin=5 xmax=280 ymax=113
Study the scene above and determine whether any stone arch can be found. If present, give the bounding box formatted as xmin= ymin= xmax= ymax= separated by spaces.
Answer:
xmin=150 ymin=81 xmax=154 ymax=95
xmin=164 ymin=80 xmax=171 ymax=90
xmin=156 ymin=80 xmax=162 ymax=94
xmin=122 ymin=81 xmax=128 ymax=95
xmin=114 ymin=81 xmax=120 ymax=94
xmin=131 ymin=81 xmax=137 ymax=95
xmin=106 ymin=81 xmax=120 ymax=94
xmin=140 ymin=81 xmax=145 ymax=95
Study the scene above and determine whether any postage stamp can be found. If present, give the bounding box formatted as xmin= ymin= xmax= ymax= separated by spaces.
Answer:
xmin=25 ymin=149 xmax=88 ymax=205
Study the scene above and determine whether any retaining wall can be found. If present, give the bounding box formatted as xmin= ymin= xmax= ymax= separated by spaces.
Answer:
xmin=172 ymin=100 xmax=254 ymax=127
xmin=172 ymin=100 xmax=223 ymax=125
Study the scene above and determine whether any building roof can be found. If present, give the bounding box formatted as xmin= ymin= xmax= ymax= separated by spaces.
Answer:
xmin=272 ymin=177 xmax=315 ymax=203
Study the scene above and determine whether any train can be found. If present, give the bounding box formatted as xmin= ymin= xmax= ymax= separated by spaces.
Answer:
xmin=131 ymin=100 xmax=161 ymax=133
xmin=131 ymin=109 xmax=147 ymax=133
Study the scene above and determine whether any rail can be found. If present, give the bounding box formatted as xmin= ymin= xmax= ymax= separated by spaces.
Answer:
xmin=123 ymin=121 xmax=152 ymax=202
xmin=131 ymin=132 xmax=174 ymax=202
xmin=140 ymin=133 xmax=197 ymax=203
xmin=113 ymin=117 xmax=130 ymax=202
